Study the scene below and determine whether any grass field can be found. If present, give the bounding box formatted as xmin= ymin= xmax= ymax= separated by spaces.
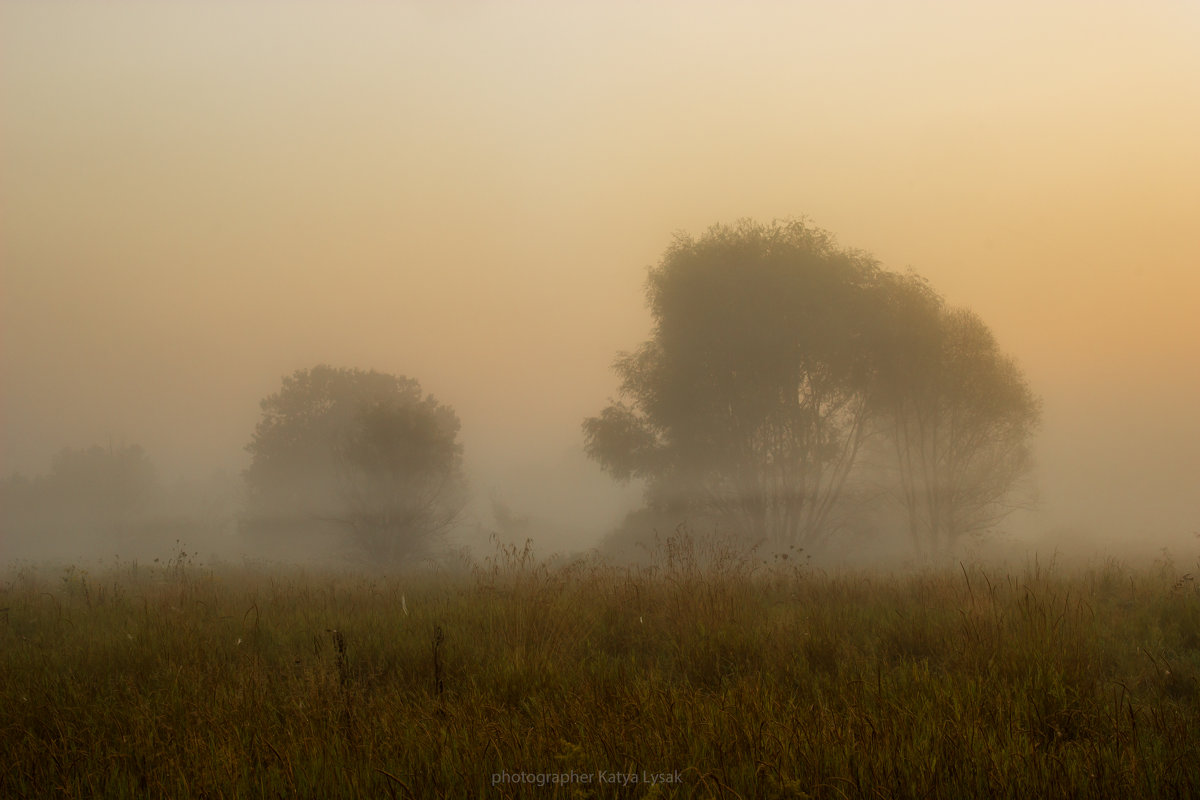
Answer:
xmin=2 ymin=535 xmax=1198 ymax=798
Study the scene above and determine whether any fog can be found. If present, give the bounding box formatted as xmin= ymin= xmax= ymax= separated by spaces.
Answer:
xmin=3 ymin=2 xmax=1197 ymax=566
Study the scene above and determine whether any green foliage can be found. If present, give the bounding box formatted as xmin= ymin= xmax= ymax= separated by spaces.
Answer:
xmin=3 ymin=545 xmax=1199 ymax=798
xmin=242 ymin=365 xmax=467 ymax=564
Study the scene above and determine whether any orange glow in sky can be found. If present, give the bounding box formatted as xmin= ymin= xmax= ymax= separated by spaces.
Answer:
xmin=3 ymin=2 xmax=1198 ymax=548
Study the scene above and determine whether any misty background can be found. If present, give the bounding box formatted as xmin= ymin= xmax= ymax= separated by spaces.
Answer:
xmin=2 ymin=2 xmax=1197 ymax=564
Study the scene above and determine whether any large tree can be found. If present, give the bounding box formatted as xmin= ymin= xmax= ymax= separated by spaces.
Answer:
xmin=243 ymin=366 xmax=467 ymax=564
xmin=584 ymin=219 xmax=887 ymax=549
xmin=585 ymin=219 xmax=1040 ymax=556
xmin=875 ymin=273 xmax=1041 ymax=554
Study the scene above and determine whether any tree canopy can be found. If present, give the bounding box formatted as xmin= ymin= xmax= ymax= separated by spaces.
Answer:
xmin=243 ymin=365 xmax=467 ymax=564
xmin=585 ymin=219 xmax=1039 ymax=555
xmin=585 ymin=219 xmax=888 ymax=548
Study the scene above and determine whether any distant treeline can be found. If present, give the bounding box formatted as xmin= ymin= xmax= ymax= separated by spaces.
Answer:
xmin=0 ymin=445 xmax=237 ymax=560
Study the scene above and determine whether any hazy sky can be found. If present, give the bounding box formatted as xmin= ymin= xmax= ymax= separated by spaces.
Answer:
xmin=3 ymin=1 xmax=1198 ymax=548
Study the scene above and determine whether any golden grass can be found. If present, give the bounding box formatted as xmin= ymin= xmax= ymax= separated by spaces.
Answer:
xmin=2 ymin=536 xmax=1198 ymax=798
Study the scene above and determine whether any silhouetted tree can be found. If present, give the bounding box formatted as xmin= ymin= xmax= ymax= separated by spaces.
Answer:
xmin=875 ymin=273 xmax=1040 ymax=554
xmin=243 ymin=366 xmax=467 ymax=564
xmin=585 ymin=220 xmax=1040 ymax=557
xmin=584 ymin=219 xmax=888 ymax=549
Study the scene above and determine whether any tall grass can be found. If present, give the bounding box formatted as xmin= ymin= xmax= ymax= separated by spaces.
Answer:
xmin=2 ymin=536 xmax=1198 ymax=798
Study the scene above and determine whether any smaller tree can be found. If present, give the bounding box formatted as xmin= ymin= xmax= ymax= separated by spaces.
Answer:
xmin=45 ymin=444 xmax=159 ymax=530
xmin=243 ymin=366 xmax=467 ymax=564
xmin=0 ymin=444 xmax=160 ymax=554
xmin=875 ymin=274 xmax=1040 ymax=554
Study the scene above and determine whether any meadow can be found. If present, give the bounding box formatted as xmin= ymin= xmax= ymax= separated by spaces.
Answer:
xmin=2 ymin=535 xmax=1198 ymax=799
